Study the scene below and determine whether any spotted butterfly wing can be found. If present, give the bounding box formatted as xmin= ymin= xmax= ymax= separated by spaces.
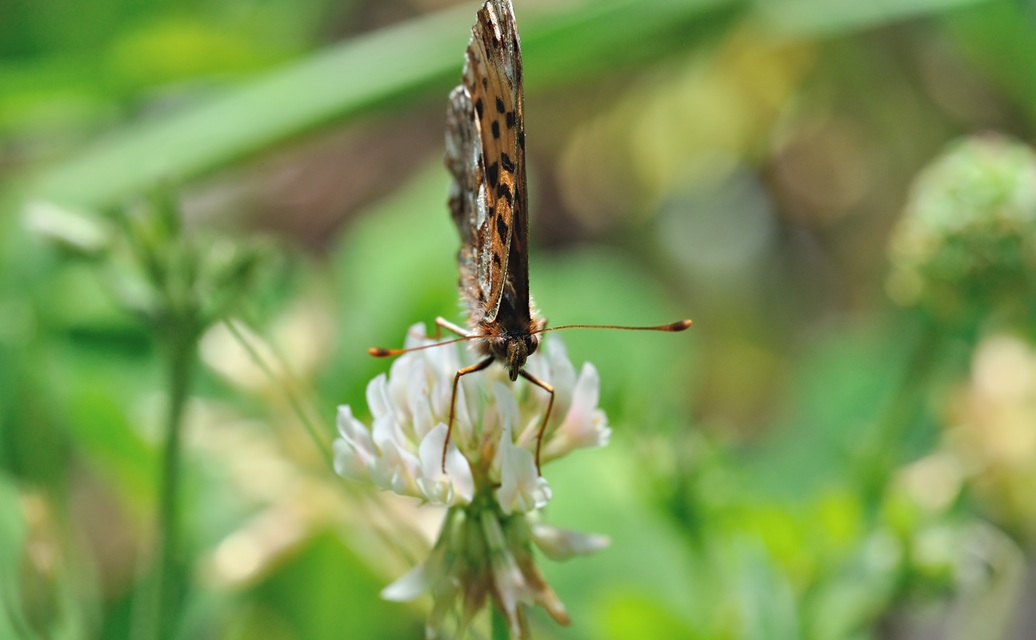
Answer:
xmin=446 ymin=0 xmax=536 ymax=346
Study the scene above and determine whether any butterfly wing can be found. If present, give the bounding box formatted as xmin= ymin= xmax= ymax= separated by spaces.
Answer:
xmin=446 ymin=0 xmax=529 ymax=328
xmin=446 ymin=85 xmax=484 ymax=324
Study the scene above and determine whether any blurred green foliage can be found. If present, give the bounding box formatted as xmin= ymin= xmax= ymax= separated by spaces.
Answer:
xmin=3 ymin=0 xmax=1036 ymax=638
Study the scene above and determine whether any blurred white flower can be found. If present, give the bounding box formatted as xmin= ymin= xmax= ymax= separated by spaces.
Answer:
xmin=945 ymin=333 xmax=1036 ymax=532
xmin=334 ymin=323 xmax=611 ymax=637
xmin=531 ymin=523 xmax=611 ymax=561
xmin=24 ymin=201 xmax=111 ymax=257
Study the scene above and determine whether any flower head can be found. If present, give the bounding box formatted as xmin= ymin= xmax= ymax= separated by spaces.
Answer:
xmin=334 ymin=324 xmax=610 ymax=636
xmin=887 ymin=134 xmax=1036 ymax=325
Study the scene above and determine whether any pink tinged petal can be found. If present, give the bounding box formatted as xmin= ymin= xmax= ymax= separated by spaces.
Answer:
xmin=569 ymin=362 xmax=601 ymax=425
xmin=531 ymin=524 xmax=610 ymax=561
xmin=417 ymin=423 xmax=474 ymax=506
xmin=543 ymin=363 xmax=611 ymax=458
xmin=496 ymin=428 xmax=551 ymax=515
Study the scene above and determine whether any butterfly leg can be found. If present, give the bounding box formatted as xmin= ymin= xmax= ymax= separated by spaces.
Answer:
xmin=434 ymin=316 xmax=471 ymax=339
xmin=443 ymin=356 xmax=494 ymax=473
xmin=518 ymin=370 xmax=555 ymax=476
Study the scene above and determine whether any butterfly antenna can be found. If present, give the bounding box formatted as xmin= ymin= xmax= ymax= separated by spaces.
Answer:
xmin=532 ymin=319 xmax=692 ymax=335
xmin=368 ymin=334 xmax=480 ymax=358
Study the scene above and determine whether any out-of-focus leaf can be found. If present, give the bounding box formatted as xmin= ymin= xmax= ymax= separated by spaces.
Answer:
xmin=731 ymin=542 xmax=800 ymax=640
xmin=943 ymin=1 xmax=1036 ymax=121
xmin=245 ymin=532 xmax=419 ymax=640
xmin=759 ymin=0 xmax=993 ymax=36
xmin=14 ymin=0 xmax=739 ymax=212
xmin=10 ymin=0 xmax=991 ymax=212
xmin=596 ymin=593 xmax=705 ymax=640
xmin=742 ymin=318 xmax=929 ymax=500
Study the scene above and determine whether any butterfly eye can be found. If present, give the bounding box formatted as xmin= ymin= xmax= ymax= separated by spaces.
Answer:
xmin=525 ymin=334 xmax=539 ymax=356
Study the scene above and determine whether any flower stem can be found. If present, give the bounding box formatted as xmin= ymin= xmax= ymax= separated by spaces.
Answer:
xmin=140 ymin=325 xmax=197 ymax=640
xmin=857 ymin=318 xmax=940 ymax=509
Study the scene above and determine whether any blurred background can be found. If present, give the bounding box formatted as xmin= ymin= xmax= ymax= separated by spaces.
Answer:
xmin=3 ymin=0 xmax=1036 ymax=638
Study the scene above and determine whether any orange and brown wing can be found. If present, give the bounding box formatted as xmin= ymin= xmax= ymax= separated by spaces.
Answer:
xmin=449 ymin=0 xmax=528 ymax=326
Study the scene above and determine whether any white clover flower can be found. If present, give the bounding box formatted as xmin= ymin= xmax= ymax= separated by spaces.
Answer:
xmin=334 ymin=325 xmax=476 ymax=507
xmin=334 ymin=323 xmax=611 ymax=637
xmin=887 ymin=134 xmax=1036 ymax=318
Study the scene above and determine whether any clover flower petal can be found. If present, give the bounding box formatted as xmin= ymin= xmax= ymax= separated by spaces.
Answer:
xmin=417 ymin=423 xmax=475 ymax=506
xmin=495 ymin=427 xmax=551 ymax=515
xmin=543 ymin=362 xmax=612 ymax=460
xmin=333 ymin=405 xmax=376 ymax=481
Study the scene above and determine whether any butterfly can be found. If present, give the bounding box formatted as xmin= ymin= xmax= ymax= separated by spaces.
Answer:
xmin=371 ymin=0 xmax=691 ymax=474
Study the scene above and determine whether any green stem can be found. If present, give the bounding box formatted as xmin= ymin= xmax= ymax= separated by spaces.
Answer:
xmin=858 ymin=319 xmax=940 ymax=509
xmin=140 ymin=324 xmax=197 ymax=640
xmin=490 ymin=606 xmax=510 ymax=640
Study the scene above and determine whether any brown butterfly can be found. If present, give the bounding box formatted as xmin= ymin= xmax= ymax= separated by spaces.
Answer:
xmin=371 ymin=0 xmax=691 ymax=474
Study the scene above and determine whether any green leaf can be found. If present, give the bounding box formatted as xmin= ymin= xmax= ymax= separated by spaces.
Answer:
xmin=15 ymin=0 xmax=739 ymax=212
xmin=759 ymin=0 xmax=993 ymax=36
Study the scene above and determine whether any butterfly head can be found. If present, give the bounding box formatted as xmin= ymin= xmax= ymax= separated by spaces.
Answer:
xmin=489 ymin=333 xmax=540 ymax=381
